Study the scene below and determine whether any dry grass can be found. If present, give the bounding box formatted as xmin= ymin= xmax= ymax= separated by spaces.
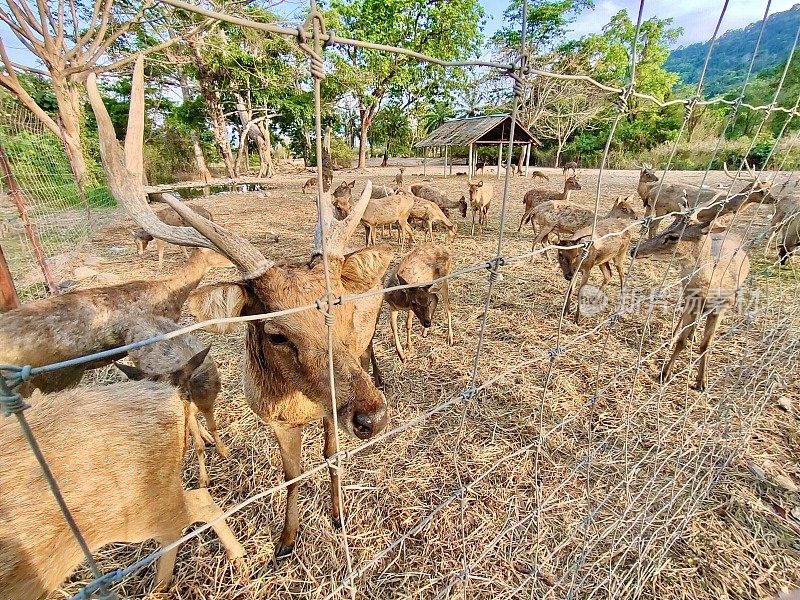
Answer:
xmin=47 ymin=165 xmax=799 ymax=600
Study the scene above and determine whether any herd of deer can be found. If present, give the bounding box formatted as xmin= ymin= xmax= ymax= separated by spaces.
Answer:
xmin=1 ymin=60 xmax=798 ymax=598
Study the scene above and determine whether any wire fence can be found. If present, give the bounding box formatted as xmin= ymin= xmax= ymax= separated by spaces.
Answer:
xmin=0 ymin=96 xmax=117 ymax=301
xmin=1 ymin=0 xmax=800 ymax=599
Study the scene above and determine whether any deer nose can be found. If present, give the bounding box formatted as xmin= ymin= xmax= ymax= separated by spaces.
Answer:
xmin=352 ymin=412 xmax=374 ymax=439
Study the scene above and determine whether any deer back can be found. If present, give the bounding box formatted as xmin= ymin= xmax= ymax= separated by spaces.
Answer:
xmin=0 ymin=381 xmax=188 ymax=599
xmin=362 ymin=194 xmax=414 ymax=226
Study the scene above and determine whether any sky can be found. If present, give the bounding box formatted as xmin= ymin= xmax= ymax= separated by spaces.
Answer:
xmin=1 ymin=0 xmax=798 ymax=67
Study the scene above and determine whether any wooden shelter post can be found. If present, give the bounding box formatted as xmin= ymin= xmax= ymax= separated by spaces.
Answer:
xmin=497 ymin=141 xmax=503 ymax=180
xmin=525 ymin=143 xmax=531 ymax=177
xmin=468 ymin=142 xmax=474 ymax=178
xmin=423 ymin=147 xmax=427 ymax=177
xmin=443 ymin=145 xmax=448 ymax=178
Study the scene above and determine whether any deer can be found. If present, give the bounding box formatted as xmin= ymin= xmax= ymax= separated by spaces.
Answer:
xmin=631 ymin=216 xmax=750 ymax=391
xmin=133 ymin=203 xmax=213 ymax=270
xmin=86 ymin=58 xmax=394 ymax=559
xmin=301 ymin=176 xmax=317 ymax=194
xmin=384 ymin=243 xmax=453 ymax=361
xmin=395 ymin=167 xmax=406 ymax=190
xmin=409 ymin=184 xmax=461 ymax=213
xmin=530 ymin=170 xmax=549 ymax=183
xmin=362 ymin=192 xmax=415 ymax=249
xmin=0 ymin=379 xmax=246 ymax=599
xmin=562 ymin=161 xmax=578 ymax=177
xmin=409 ymin=197 xmax=457 ymax=242
xmin=332 ymin=180 xmax=356 ymax=220
xmin=764 ymin=192 xmax=800 ymax=255
xmin=518 ymin=176 xmax=582 ymax=232
xmin=778 ymin=210 xmax=800 ymax=265
xmin=556 ymin=207 xmax=638 ymax=323
xmin=371 ymin=184 xmax=398 ymax=199
xmin=115 ymin=315 xmax=227 ymax=488
xmin=461 ymin=180 xmax=494 ymax=235
xmin=0 ymin=247 xmax=231 ymax=396
xmin=530 ymin=196 xmax=638 ymax=258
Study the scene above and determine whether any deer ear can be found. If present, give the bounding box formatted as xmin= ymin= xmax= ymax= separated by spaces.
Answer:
xmin=341 ymin=244 xmax=394 ymax=294
xmin=115 ymin=361 xmax=148 ymax=381
xmin=349 ymin=180 xmax=356 ymax=188
xmin=186 ymin=346 xmax=211 ymax=373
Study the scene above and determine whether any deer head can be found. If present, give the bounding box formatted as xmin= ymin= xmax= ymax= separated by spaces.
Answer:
xmin=88 ymin=58 xmax=392 ymax=440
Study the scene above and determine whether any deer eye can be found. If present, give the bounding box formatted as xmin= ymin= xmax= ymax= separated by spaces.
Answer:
xmin=267 ymin=333 xmax=290 ymax=345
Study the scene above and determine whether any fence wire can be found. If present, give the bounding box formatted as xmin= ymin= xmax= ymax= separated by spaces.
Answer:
xmin=1 ymin=0 xmax=799 ymax=599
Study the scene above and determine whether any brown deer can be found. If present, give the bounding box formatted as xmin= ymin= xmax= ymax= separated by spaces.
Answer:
xmin=463 ymin=180 xmax=494 ymax=235
xmin=332 ymin=180 xmax=356 ymax=219
xmin=301 ymin=176 xmax=317 ymax=194
xmin=519 ymin=175 xmax=582 ymax=232
xmin=556 ymin=210 xmax=637 ymax=323
xmin=133 ymin=203 xmax=213 ymax=269
xmin=0 ymin=247 xmax=231 ymax=395
xmin=409 ymin=197 xmax=457 ymax=242
xmin=530 ymin=170 xmax=549 ymax=183
xmin=371 ymin=184 xmax=398 ymax=199
xmin=530 ymin=196 xmax=638 ymax=257
xmin=115 ymin=315 xmax=227 ymax=488
xmin=395 ymin=167 xmax=406 ymax=190
xmin=562 ymin=161 xmax=578 ymax=177
xmin=86 ymin=58 xmax=394 ymax=558
xmin=694 ymin=162 xmax=774 ymax=223
xmin=0 ymin=379 xmax=245 ymax=599
xmin=632 ymin=217 xmax=750 ymax=391
xmin=384 ymin=243 xmax=453 ymax=361
xmin=410 ymin=184 xmax=461 ymax=212
xmin=362 ymin=192 xmax=415 ymax=249
xmin=765 ymin=192 xmax=800 ymax=256
xmin=778 ymin=210 xmax=800 ymax=265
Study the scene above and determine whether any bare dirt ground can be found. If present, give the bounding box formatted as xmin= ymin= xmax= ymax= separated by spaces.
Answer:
xmin=49 ymin=165 xmax=799 ymax=599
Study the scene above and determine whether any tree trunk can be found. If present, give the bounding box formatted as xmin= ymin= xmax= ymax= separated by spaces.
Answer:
xmin=555 ymin=141 xmax=564 ymax=168
xmin=179 ymin=73 xmax=212 ymax=182
xmin=51 ymin=74 xmax=89 ymax=193
xmin=381 ymin=142 xmax=389 ymax=167
xmin=191 ymin=46 xmax=235 ymax=178
xmin=256 ymin=119 xmax=274 ymax=178
xmin=357 ymin=108 xmax=374 ymax=170
xmin=234 ymin=127 xmax=250 ymax=176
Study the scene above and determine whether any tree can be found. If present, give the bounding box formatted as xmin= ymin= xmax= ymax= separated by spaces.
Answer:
xmin=0 ymin=1 xmax=194 ymax=189
xmin=327 ymin=0 xmax=485 ymax=169
xmin=491 ymin=0 xmax=594 ymax=60
xmin=371 ymin=104 xmax=411 ymax=166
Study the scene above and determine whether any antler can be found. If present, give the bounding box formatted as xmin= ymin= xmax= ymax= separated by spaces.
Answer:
xmin=314 ymin=180 xmax=373 ymax=256
xmin=86 ymin=56 xmax=272 ymax=279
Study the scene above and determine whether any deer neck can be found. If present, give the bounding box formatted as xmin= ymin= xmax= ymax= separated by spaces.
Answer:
xmin=151 ymin=250 xmax=212 ymax=318
xmin=638 ymin=180 xmax=655 ymax=200
xmin=561 ymin=188 xmax=573 ymax=202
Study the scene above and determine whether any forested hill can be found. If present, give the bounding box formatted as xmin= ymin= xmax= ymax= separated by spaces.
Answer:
xmin=665 ymin=3 xmax=800 ymax=96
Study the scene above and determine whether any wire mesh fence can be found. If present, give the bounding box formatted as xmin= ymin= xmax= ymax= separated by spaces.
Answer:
xmin=1 ymin=0 xmax=799 ymax=599
xmin=0 ymin=95 xmax=117 ymax=301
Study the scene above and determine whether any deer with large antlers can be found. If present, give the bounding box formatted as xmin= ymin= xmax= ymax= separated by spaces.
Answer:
xmin=87 ymin=58 xmax=393 ymax=558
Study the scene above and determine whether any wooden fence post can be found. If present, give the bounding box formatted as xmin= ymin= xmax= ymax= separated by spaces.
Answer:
xmin=0 ymin=141 xmax=58 ymax=295
xmin=0 ymin=243 xmax=20 ymax=311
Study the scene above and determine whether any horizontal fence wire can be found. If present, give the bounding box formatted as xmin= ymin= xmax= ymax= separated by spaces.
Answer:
xmin=1 ymin=0 xmax=799 ymax=598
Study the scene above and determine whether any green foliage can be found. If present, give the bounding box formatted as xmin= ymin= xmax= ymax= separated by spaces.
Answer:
xmin=491 ymin=0 xmax=594 ymax=58
xmin=371 ymin=105 xmax=412 ymax=155
xmin=665 ymin=4 xmax=800 ymax=96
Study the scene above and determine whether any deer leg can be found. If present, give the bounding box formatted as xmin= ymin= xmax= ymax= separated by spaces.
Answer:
xmin=157 ymin=239 xmax=166 ymax=270
xmin=272 ymin=424 xmax=303 ymax=558
xmin=694 ymin=308 xmax=725 ymax=392
xmin=322 ymin=417 xmax=344 ymax=529
xmin=186 ymin=403 xmax=209 ymax=488
xmin=661 ymin=301 xmax=701 ymax=384
xmin=152 ymin=526 xmax=183 ymax=591
xmin=443 ymin=282 xmax=454 ymax=346
xmin=183 ymin=488 xmax=246 ymax=563
xmin=532 ymin=225 xmax=553 ymax=259
xmin=471 ymin=210 xmax=476 ymax=236
xmin=390 ymin=310 xmax=406 ymax=361
xmin=200 ymin=407 xmax=229 ymax=458
xmin=428 ymin=220 xmax=434 ymax=242
xmin=574 ymin=268 xmax=591 ymax=324
xmin=405 ymin=311 xmax=414 ymax=353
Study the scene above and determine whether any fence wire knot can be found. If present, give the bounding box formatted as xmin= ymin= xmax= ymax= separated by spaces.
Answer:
xmin=616 ymin=84 xmax=633 ymax=113
xmin=639 ymin=216 xmax=653 ymax=235
xmin=684 ymin=96 xmax=700 ymax=121
xmin=548 ymin=346 xmax=561 ymax=361
xmin=315 ymin=292 xmax=339 ymax=327
xmin=579 ymin=239 xmax=593 ymax=259
xmin=297 ymin=9 xmax=327 ymax=80
xmin=0 ymin=386 xmax=29 ymax=417
xmin=511 ymin=74 xmax=525 ymax=99
xmin=487 ymin=256 xmax=505 ymax=283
